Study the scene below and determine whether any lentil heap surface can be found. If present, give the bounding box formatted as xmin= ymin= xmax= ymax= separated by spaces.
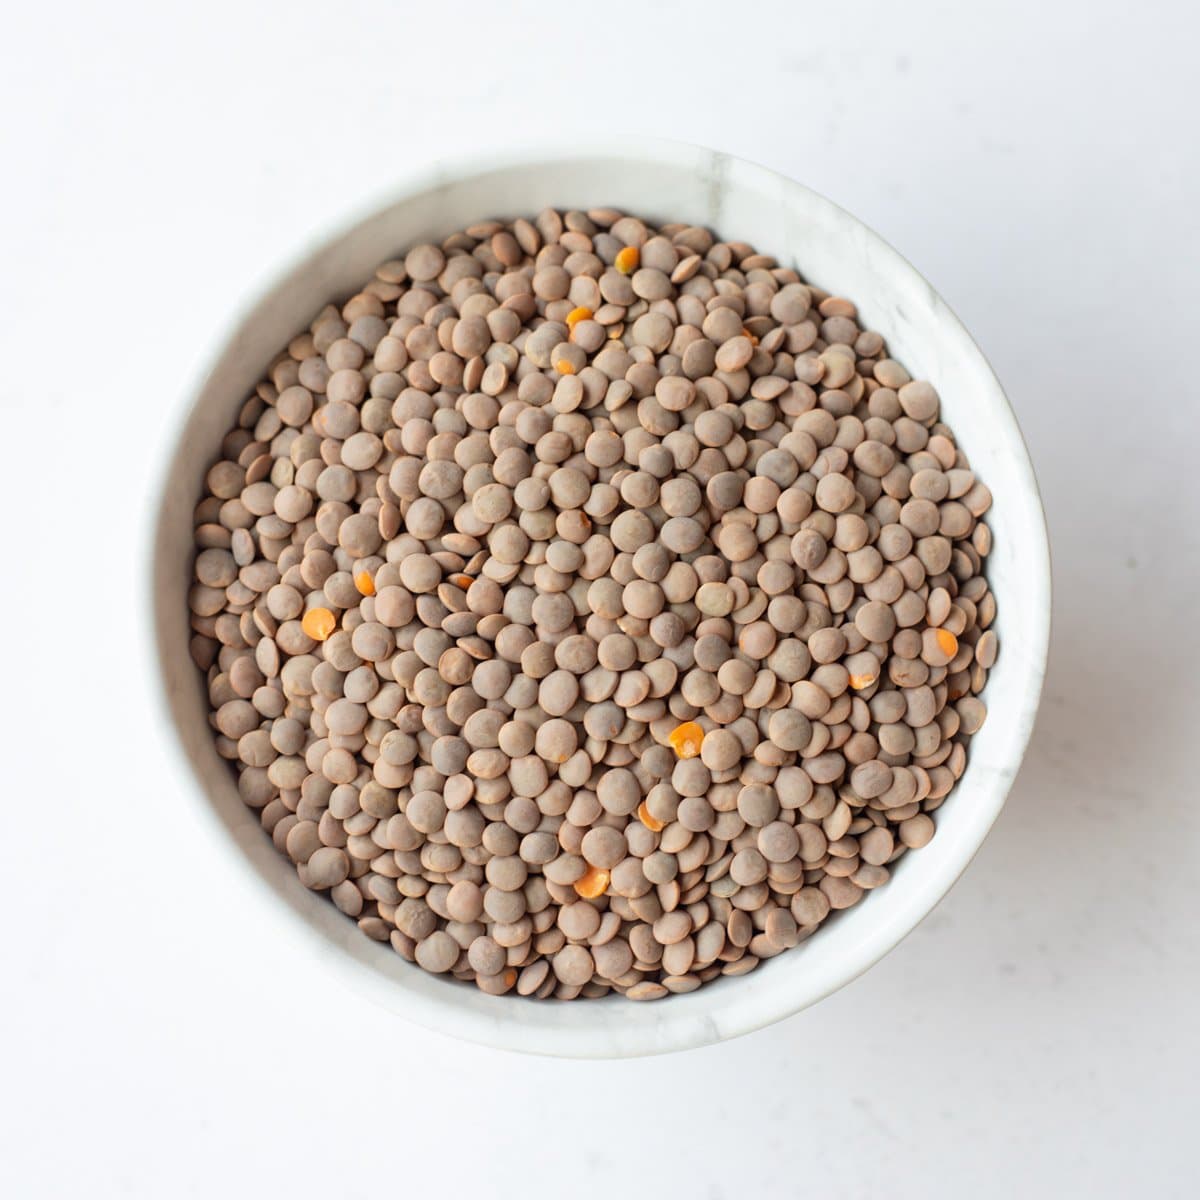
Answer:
xmin=190 ymin=208 xmax=998 ymax=1001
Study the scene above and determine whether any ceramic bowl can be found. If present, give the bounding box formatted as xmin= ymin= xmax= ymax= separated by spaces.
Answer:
xmin=149 ymin=139 xmax=1051 ymax=1058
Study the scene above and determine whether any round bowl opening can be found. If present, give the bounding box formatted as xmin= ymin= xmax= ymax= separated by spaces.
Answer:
xmin=150 ymin=140 xmax=1050 ymax=1057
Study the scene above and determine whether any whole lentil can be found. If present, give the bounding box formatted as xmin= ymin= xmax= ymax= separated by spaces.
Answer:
xmin=194 ymin=208 xmax=999 ymax=1002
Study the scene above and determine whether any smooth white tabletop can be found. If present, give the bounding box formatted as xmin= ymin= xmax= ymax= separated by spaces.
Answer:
xmin=2 ymin=2 xmax=1196 ymax=1196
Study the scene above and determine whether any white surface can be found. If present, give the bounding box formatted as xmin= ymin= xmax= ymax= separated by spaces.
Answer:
xmin=1 ymin=0 xmax=1196 ymax=1194
xmin=151 ymin=140 xmax=1049 ymax=1057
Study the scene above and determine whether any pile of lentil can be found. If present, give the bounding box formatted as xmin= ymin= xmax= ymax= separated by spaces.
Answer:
xmin=190 ymin=207 xmax=998 ymax=1001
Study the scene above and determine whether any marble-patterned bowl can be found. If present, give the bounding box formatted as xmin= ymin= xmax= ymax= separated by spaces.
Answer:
xmin=149 ymin=139 xmax=1050 ymax=1057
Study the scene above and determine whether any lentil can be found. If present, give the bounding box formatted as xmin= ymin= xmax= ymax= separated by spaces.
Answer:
xmin=194 ymin=208 xmax=998 ymax=1002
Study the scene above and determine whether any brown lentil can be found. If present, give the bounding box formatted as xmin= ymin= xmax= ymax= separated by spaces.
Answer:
xmin=194 ymin=208 xmax=998 ymax=1002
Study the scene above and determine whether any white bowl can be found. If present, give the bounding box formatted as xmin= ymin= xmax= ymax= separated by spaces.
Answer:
xmin=149 ymin=139 xmax=1051 ymax=1058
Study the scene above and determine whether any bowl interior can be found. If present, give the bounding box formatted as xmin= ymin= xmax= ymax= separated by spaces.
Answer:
xmin=151 ymin=142 xmax=1049 ymax=1057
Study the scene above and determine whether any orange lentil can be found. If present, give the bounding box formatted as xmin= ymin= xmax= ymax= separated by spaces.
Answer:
xmin=849 ymin=670 xmax=879 ymax=690
xmin=935 ymin=628 xmax=959 ymax=658
xmin=668 ymin=721 xmax=704 ymax=759
xmin=574 ymin=866 xmax=610 ymax=899
xmin=450 ymin=573 xmax=473 ymax=590
xmin=614 ymin=245 xmax=639 ymax=274
xmin=566 ymin=305 xmax=593 ymax=331
xmin=637 ymin=801 xmax=665 ymax=832
xmin=354 ymin=570 xmax=375 ymax=597
xmin=301 ymin=607 xmax=336 ymax=642
xmin=555 ymin=356 xmax=577 ymax=375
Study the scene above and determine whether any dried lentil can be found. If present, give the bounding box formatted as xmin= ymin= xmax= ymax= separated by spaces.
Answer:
xmin=194 ymin=207 xmax=998 ymax=1002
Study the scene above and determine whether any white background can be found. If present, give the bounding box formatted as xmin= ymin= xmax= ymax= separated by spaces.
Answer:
xmin=2 ymin=2 xmax=1198 ymax=1196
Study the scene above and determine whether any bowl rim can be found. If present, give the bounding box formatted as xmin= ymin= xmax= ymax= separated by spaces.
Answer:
xmin=147 ymin=136 xmax=1052 ymax=1057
